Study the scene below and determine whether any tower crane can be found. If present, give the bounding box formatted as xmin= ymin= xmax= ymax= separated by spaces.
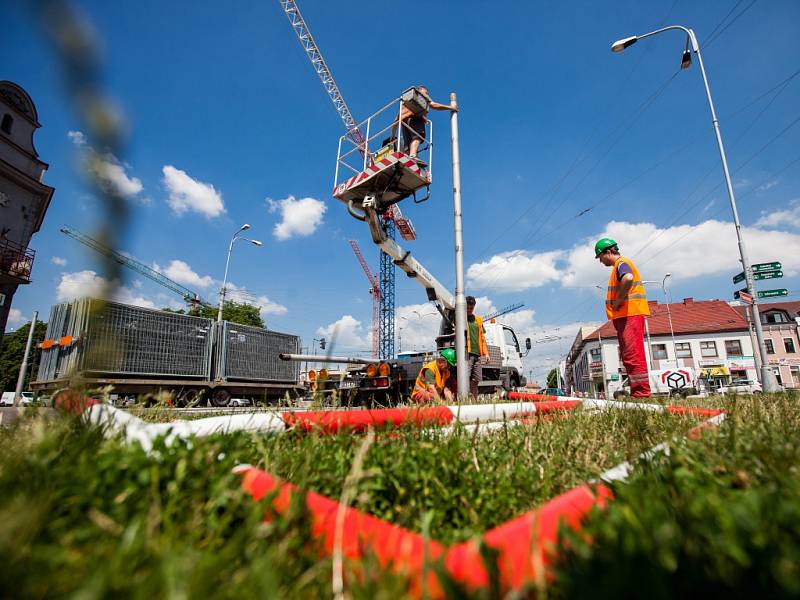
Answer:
xmin=60 ymin=225 xmax=210 ymax=308
xmin=485 ymin=302 xmax=525 ymax=321
xmin=279 ymin=0 xmax=414 ymax=359
xmin=348 ymin=239 xmax=380 ymax=358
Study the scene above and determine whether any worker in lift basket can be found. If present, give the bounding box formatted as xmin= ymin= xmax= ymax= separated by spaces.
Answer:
xmin=595 ymin=238 xmax=651 ymax=398
xmin=466 ymin=296 xmax=490 ymax=398
xmin=412 ymin=348 xmax=456 ymax=404
xmin=400 ymin=85 xmax=457 ymax=159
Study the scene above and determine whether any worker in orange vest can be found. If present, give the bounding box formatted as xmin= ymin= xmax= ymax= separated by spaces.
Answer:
xmin=595 ymin=238 xmax=651 ymax=398
xmin=466 ymin=296 xmax=490 ymax=398
xmin=411 ymin=349 xmax=456 ymax=404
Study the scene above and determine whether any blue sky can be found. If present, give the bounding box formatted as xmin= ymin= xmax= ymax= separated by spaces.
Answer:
xmin=5 ymin=0 xmax=800 ymax=383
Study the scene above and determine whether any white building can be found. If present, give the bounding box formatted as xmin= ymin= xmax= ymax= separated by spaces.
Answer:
xmin=565 ymin=298 xmax=757 ymax=397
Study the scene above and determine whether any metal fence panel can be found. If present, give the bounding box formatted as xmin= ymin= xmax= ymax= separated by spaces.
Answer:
xmin=78 ymin=299 xmax=213 ymax=377
xmin=219 ymin=321 xmax=299 ymax=382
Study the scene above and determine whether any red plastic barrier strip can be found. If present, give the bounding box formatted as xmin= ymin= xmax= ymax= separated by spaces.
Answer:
xmin=444 ymin=483 xmax=613 ymax=591
xmin=52 ymin=390 xmax=101 ymax=415
xmin=666 ymin=405 xmax=724 ymax=418
xmin=237 ymin=465 xmax=445 ymax=595
xmin=510 ymin=400 xmax=581 ymax=420
xmin=282 ymin=406 xmax=454 ymax=433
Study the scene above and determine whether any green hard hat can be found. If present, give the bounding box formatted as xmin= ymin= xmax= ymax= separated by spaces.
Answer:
xmin=594 ymin=237 xmax=618 ymax=257
xmin=439 ymin=348 xmax=456 ymax=366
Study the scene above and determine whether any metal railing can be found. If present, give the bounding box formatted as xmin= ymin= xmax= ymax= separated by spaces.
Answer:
xmin=0 ymin=238 xmax=35 ymax=281
xmin=333 ymin=89 xmax=433 ymax=188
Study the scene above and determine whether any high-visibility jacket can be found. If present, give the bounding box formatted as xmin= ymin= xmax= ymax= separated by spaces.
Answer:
xmin=606 ymin=256 xmax=650 ymax=320
xmin=413 ymin=360 xmax=451 ymax=397
xmin=467 ymin=315 xmax=489 ymax=357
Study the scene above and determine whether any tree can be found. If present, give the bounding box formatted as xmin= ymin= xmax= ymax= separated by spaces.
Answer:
xmin=164 ymin=300 xmax=265 ymax=329
xmin=1 ymin=320 xmax=47 ymax=391
xmin=546 ymin=367 xmax=559 ymax=389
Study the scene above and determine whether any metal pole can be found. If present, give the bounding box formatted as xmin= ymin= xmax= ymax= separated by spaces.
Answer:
xmin=14 ymin=311 xmax=37 ymax=407
xmin=644 ymin=317 xmax=653 ymax=363
xmin=690 ymin=30 xmax=780 ymax=392
xmin=217 ymin=238 xmax=235 ymax=323
xmin=449 ymin=92 xmax=468 ymax=398
xmin=662 ymin=277 xmax=678 ymax=367
xmin=598 ymin=332 xmax=608 ymax=399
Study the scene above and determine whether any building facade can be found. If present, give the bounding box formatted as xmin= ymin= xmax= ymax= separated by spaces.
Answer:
xmin=0 ymin=81 xmax=55 ymax=335
xmin=565 ymin=298 xmax=759 ymax=397
xmin=733 ymin=301 xmax=800 ymax=389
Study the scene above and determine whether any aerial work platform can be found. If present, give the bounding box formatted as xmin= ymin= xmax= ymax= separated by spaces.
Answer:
xmin=332 ymin=88 xmax=433 ymax=213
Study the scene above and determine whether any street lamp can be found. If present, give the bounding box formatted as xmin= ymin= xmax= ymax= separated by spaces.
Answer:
xmin=610 ymin=25 xmax=780 ymax=392
xmin=218 ymin=223 xmax=262 ymax=323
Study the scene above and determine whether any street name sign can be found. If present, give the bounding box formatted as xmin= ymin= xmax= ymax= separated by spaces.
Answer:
xmin=733 ymin=288 xmax=748 ymax=300
xmin=733 ymin=271 xmax=746 ymax=284
xmin=758 ymin=288 xmax=789 ymax=298
xmin=752 ymin=261 xmax=782 ymax=273
xmin=753 ymin=270 xmax=783 ymax=281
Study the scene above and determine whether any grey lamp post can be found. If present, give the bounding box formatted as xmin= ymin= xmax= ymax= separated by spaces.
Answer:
xmin=643 ymin=274 xmax=678 ymax=367
xmin=611 ymin=25 xmax=780 ymax=392
xmin=217 ymin=224 xmax=263 ymax=323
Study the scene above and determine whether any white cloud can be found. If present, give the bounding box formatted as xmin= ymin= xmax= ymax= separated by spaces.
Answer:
xmin=252 ymin=295 xmax=288 ymax=317
xmin=224 ymin=282 xmax=288 ymax=318
xmin=162 ymin=165 xmax=225 ymax=218
xmin=316 ymin=315 xmax=369 ymax=350
xmin=68 ymin=130 xmax=144 ymax=200
xmin=267 ymin=195 xmax=326 ymax=240
xmin=467 ymin=250 xmax=562 ymax=292
xmin=153 ymin=259 xmax=215 ymax=289
xmin=396 ymin=303 xmax=442 ymax=352
xmin=757 ymin=179 xmax=779 ymax=192
xmin=56 ymin=270 xmax=155 ymax=309
xmin=51 ymin=256 xmax=68 ymax=266
xmin=5 ymin=308 xmax=26 ymax=330
xmin=755 ymin=200 xmax=800 ymax=229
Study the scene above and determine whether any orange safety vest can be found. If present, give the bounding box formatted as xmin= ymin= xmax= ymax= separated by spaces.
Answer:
xmin=413 ymin=360 xmax=450 ymax=396
xmin=467 ymin=315 xmax=489 ymax=356
xmin=606 ymin=256 xmax=650 ymax=320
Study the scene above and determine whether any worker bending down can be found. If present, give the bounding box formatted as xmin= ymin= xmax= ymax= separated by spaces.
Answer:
xmin=412 ymin=348 xmax=456 ymax=404
xmin=595 ymin=237 xmax=651 ymax=398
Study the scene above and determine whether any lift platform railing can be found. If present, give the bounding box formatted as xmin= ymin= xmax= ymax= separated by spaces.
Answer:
xmin=333 ymin=88 xmax=434 ymax=190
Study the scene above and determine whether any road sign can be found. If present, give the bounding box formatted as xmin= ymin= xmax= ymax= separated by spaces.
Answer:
xmin=753 ymin=270 xmax=783 ymax=281
xmin=733 ymin=271 xmax=746 ymax=284
xmin=758 ymin=288 xmax=789 ymax=298
xmin=733 ymin=288 xmax=749 ymax=300
xmin=752 ymin=261 xmax=782 ymax=273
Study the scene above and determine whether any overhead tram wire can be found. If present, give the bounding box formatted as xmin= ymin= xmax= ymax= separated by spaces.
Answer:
xmin=638 ymin=153 xmax=800 ymax=269
xmin=475 ymin=70 xmax=681 ymax=293
xmin=636 ymin=111 xmax=800 ymax=266
xmin=702 ymin=0 xmax=758 ymax=50
xmin=632 ymin=69 xmax=800 ymax=258
xmin=471 ymin=0 xmax=681 ymax=267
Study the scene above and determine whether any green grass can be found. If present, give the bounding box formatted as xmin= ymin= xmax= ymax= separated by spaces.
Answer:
xmin=1 ymin=394 xmax=798 ymax=597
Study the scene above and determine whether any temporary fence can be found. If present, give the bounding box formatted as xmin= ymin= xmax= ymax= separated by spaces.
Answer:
xmin=35 ymin=298 xmax=301 ymax=385
xmin=216 ymin=321 xmax=299 ymax=383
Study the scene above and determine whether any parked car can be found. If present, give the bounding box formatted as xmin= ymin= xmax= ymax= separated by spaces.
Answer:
xmin=229 ymin=398 xmax=252 ymax=407
xmin=542 ymin=387 xmax=567 ymax=397
xmin=720 ymin=379 xmax=763 ymax=394
xmin=1 ymin=391 xmax=33 ymax=406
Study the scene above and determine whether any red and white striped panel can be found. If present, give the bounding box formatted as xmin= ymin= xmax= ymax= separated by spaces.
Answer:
xmin=333 ymin=152 xmax=430 ymax=199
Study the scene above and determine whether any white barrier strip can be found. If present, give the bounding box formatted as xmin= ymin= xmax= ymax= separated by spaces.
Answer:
xmin=85 ymin=403 xmax=285 ymax=452
xmin=446 ymin=402 xmax=538 ymax=422
xmin=596 ymin=412 xmax=727 ymax=484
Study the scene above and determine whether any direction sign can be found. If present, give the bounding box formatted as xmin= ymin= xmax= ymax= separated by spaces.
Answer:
xmin=753 ymin=270 xmax=783 ymax=281
xmin=752 ymin=261 xmax=782 ymax=273
xmin=758 ymin=288 xmax=789 ymax=298
xmin=733 ymin=288 xmax=749 ymax=300
xmin=733 ymin=271 xmax=746 ymax=284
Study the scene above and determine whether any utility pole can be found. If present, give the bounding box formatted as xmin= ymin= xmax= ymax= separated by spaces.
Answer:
xmin=14 ymin=311 xmax=37 ymax=407
xmin=449 ymin=92 xmax=468 ymax=399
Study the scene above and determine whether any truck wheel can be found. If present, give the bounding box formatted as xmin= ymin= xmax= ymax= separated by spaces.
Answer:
xmin=210 ymin=388 xmax=231 ymax=407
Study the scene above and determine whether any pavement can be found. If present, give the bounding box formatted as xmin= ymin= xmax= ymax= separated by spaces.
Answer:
xmin=0 ymin=406 xmax=58 ymax=425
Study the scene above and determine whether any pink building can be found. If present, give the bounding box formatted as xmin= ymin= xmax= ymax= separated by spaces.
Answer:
xmin=733 ymin=301 xmax=800 ymax=389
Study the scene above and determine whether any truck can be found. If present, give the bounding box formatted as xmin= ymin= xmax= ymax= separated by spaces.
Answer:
xmin=32 ymin=298 xmax=302 ymax=406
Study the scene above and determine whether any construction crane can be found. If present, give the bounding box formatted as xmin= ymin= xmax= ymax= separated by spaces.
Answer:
xmin=60 ymin=225 xmax=208 ymax=308
xmin=348 ymin=239 xmax=380 ymax=358
xmin=280 ymin=0 xmax=415 ymax=359
xmin=485 ymin=302 xmax=525 ymax=321
xmin=278 ymin=0 xmax=365 ymax=152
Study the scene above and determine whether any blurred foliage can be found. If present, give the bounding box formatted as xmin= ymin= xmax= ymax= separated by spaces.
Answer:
xmin=165 ymin=300 xmax=264 ymax=329
xmin=0 ymin=320 xmax=46 ymax=391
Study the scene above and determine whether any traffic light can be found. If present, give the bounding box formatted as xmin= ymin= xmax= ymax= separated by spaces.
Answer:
xmin=320 ymin=337 xmax=326 ymax=350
